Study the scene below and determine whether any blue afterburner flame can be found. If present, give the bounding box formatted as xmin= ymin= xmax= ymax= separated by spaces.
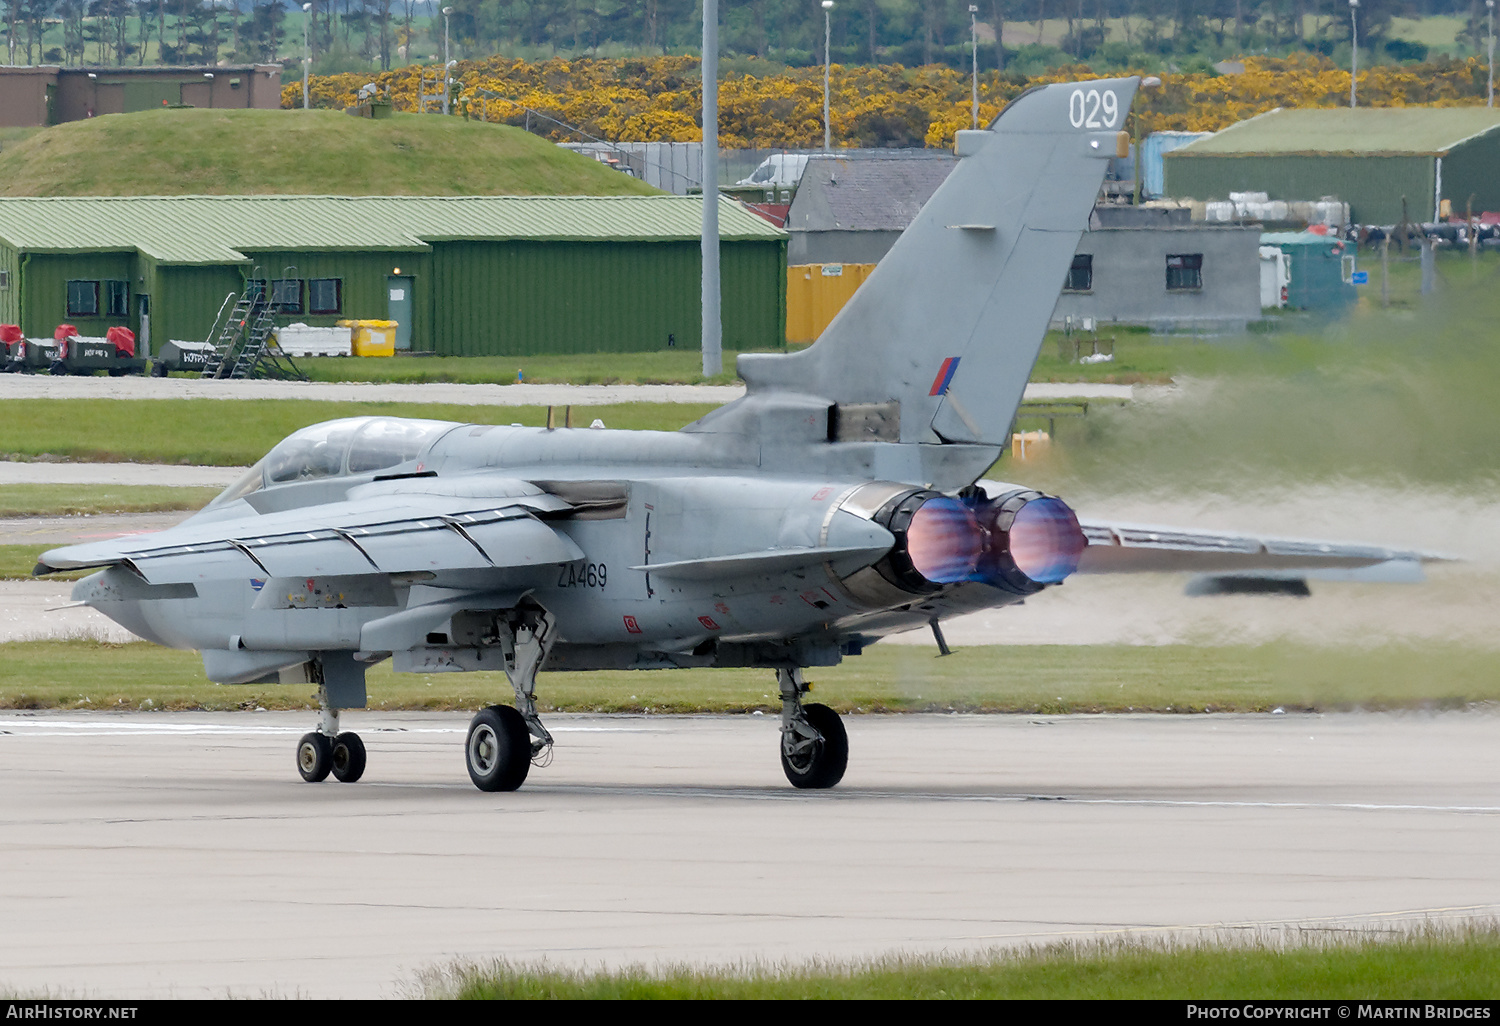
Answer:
xmin=900 ymin=492 xmax=1086 ymax=589
xmin=1005 ymin=496 xmax=1086 ymax=584
xmin=905 ymin=497 xmax=985 ymax=584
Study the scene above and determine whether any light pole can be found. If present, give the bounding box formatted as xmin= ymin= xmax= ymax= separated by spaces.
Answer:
xmin=702 ymin=0 xmax=721 ymax=376
xmin=822 ymin=0 xmax=834 ymax=152
xmin=969 ymin=5 xmax=979 ymax=129
xmin=442 ymin=6 xmax=454 ymax=115
xmin=1349 ymin=0 xmax=1359 ymax=108
xmin=1488 ymin=0 xmax=1495 ymax=108
xmin=302 ymin=3 xmax=312 ymax=110
xmin=1132 ymin=75 xmax=1161 ymax=207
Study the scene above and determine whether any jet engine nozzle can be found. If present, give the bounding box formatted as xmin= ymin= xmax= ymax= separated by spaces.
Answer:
xmin=974 ymin=489 xmax=1087 ymax=595
xmin=838 ymin=484 xmax=1085 ymax=603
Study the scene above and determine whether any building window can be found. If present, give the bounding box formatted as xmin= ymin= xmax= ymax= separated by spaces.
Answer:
xmin=1166 ymin=253 xmax=1203 ymax=291
xmin=308 ymin=278 xmax=342 ymax=315
xmin=0 ymin=270 xmax=10 ymax=291
xmin=105 ymin=279 xmax=130 ymax=317
xmin=66 ymin=280 xmax=99 ymax=317
xmin=270 ymin=278 xmax=303 ymax=314
xmin=1064 ymin=254 xmax=1093 ymax=292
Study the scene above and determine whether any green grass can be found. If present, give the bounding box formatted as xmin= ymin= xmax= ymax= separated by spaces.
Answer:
xmin=443 ymin=926 xmax=1500 ymax=998
xmin=0 ymin=108 xmax=661 ymax=198
xmin=3 ymin=639 xmax=1496 ymax=713
xmin=0 ymin=484 xmax=218 ymax=517
xmin=300 ymin=350 xmax=761 ymax=386
xmin=0 ymin=399 xmax=715 ymax=467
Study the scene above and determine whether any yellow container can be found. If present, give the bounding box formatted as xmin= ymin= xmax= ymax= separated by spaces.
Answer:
xmin=338 ymin=319 xmax=397 ymax=358
xmin=785 ymin=263 xmax=877 ymax=344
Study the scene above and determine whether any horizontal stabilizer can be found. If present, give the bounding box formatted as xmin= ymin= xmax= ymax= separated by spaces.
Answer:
xmin=1076 ymin=518 xmax=1446 ymax=576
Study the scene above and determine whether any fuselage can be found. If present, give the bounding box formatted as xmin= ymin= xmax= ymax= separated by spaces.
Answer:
xmin=58 ymin=413 xmax=1084 ymax=681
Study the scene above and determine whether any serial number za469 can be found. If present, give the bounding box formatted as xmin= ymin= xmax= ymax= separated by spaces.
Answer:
xmin=558 ymin=562 xmax=607 ymax=588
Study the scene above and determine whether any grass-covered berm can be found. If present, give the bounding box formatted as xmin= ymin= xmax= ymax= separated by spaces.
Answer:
xmin=0 ymin=108 xmax=660 ymax=198
xmin=432 ymin=925 xmax=1500 ymax=999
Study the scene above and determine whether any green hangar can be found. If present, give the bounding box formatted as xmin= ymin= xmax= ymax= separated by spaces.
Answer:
xmin=1163 ymin=107 xmax=1500 ymax=224
xmin=0 ymin=195 xmax=787 ymax=355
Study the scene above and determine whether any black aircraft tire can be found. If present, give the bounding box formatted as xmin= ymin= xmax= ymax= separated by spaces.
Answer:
xmin=296 ymin=732 xmax=333 ymax=783
xmin=331 ymin=732 xmax=367 ymax=783
xmin=781 ymin=703 xmax=848 ymax=790
xmin=466 ymin=706 xmax=531 ymax=792
xmin=150 ymin=362 xmax=167 ymax=377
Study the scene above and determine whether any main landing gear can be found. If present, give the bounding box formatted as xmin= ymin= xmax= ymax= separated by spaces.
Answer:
xmin=777 ymin=667 xmax=847 ymax=789
xmin=296 ymin=660 xmax=366 ymax=783
xmin=465 ymin=606 xmax=557 ymax=792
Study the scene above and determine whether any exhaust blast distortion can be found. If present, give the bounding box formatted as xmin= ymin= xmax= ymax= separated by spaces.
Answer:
xmin=864 ymin=487 xmax=1086 ymax=597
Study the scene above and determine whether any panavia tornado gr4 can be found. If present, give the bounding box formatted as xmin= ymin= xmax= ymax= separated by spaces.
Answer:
xmin=37 ymin=77 xmax=1434 ymax=791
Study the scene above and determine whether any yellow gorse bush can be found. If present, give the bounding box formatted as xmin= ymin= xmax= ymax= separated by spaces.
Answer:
xmin=285 ymin=53 xmax=1495 ymax=149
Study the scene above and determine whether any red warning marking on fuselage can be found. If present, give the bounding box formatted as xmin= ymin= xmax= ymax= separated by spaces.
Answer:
xmin=623 ymin=615 xmax=643 ymax=634
xmin=698 ymin=616 xmax=720 ymax=630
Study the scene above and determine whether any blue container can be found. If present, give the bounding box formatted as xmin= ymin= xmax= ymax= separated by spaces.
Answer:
xmin=1142 ymin=131 xmax=1212 ymax=199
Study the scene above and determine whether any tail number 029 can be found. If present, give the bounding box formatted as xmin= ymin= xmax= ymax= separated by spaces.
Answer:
xmin=1068 ymin=88 xmax=1119 ymax=129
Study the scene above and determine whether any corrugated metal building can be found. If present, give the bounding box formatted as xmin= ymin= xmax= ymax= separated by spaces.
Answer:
xmin=0 ymin=195 xmax=786 ymax=356
xmin=785 ymin=154 xmax=958 ymax=265
xmin=1163 ymin=108 xmax=1500 ymax=224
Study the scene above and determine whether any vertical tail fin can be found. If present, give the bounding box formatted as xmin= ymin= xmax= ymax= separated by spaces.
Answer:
xmin=738 ymin=77 xmax=1138 ymax=447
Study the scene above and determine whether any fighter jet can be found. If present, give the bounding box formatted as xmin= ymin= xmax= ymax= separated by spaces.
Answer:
xmin=35 ymin=77 xmax=1433 ymax=792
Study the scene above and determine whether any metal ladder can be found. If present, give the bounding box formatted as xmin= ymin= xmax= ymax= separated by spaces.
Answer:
xmin=198 ymin=291 xmax=251 ymax=380
xmin=199 ymin=271 xmax=306 ymax=381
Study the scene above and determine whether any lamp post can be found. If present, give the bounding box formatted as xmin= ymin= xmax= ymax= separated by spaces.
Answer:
xmin=969 ymin=5 xmax=979 ymax=129
xmin=442 ymin=6 xmax=454 ymax=115
xmin=1349 ymin=0 xmax=1359 ymax=108
xmin=702 ymin=0 xmax=721 ymax=376
xmin=822 ymin=0 xmax=834 ymax=152
xmin=302 ymin=2 xmax=312 ymax=110
xmin=1132 ymin=75 xmax=1161 ymax=207
xmin=1488 ymin=0 xmax=1495 ymax=108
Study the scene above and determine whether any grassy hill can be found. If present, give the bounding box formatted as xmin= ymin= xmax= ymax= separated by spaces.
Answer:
xmin=0 ymin=108 xmax=661 ymax=197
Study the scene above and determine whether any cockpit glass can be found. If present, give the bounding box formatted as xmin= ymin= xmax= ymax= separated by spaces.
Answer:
xmin=265 ymin=421 xmax=361 ymax=483
xmin=206 ymin=417 xmax=458 ymax=506
xmin=205 ymin=460 xmax=268 ymax=509
xmin=346 ymin=418 xmax=453 ymax=474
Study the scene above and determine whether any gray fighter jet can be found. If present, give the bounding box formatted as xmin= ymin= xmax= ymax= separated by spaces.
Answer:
xmin=36 ymin=78 xmax=1432 ymax=791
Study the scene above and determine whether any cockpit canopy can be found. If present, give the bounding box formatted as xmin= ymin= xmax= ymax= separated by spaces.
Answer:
xmin=208 ymin=417 xmax=459 ymax=508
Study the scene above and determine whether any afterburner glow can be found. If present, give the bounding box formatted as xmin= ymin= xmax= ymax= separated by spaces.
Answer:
xmin=905 ymin=497 xmax=985 ymax=584
xmin=1006 ymin=496 xmax=1086 ymax=584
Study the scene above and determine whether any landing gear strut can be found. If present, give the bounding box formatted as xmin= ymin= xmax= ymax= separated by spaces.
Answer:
xmin=777 ymin=668 xmax=848 ymax=789
xmin=465 ymin=606 xmax=557 ymax=792
xmin=296 ymin=666 xmax=366 ymax=784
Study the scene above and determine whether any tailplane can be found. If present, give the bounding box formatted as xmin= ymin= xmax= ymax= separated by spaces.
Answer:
xmin=738 ymin=77 xmax=1139 ymax=447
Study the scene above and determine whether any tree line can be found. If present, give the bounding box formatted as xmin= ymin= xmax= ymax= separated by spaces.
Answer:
xmin=4 ymin=0 xmax=1495 ymax=72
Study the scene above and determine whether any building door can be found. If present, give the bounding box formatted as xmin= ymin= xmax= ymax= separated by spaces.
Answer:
xmin=386 ymin=275 xmax=413 ymax=350
xmin=137 ymin=294 xmax=150 ymax=358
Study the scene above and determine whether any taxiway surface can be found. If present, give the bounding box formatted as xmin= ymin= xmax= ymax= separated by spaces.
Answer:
xmin=1 ymin=710 xmax=1497 ymax=998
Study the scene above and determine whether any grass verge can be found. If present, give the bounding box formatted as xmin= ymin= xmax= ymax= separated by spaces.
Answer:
xmin=439 ymin=925 xmax=1500 ymax=999
xmin=0 ymin=484 xmax=219 ymax=517
xmin=0 ymin=399 xmax=717 ymax=466
xmin=299 ymin=350 xmax=756 ymax=386
xmin=2 ymin=639 xmax=1496 ymax=713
